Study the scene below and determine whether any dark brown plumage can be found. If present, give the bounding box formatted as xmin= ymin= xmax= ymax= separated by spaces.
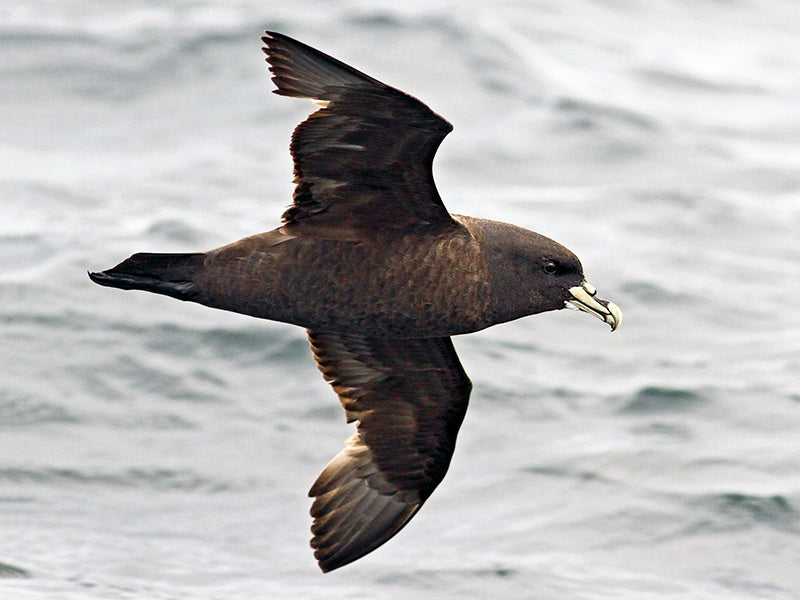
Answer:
xmin=89 ymin=31 xmax=621 ymax=572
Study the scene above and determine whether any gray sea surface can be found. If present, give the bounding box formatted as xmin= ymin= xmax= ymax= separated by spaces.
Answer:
xmin=3 ymin=1 xmax=800 ymax=598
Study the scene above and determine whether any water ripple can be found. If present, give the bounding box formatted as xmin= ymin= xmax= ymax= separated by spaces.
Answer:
xmin=0 ymin=467 xmax=240 ymax=493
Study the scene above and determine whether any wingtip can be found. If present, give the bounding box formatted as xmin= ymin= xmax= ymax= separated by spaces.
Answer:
xmin=261 ymin=30 xmax=290 ymax=53
xmin=261 ymin=32 xmax=277 ymax=58
xmin=316 ymin=556 xmax=338 ymax=573
xmin=260 ymin=31 xmax=282 ymax=58
xmin=315 ymin=555 xmax=340 ymax=573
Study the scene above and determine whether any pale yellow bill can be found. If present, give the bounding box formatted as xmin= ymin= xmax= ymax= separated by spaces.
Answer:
xmin=566 ymin=281 xmax=622 ymax=331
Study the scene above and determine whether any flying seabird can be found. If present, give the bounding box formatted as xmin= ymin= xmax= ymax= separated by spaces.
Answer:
xmin=89 ymin=31 xmax=621 ymax=572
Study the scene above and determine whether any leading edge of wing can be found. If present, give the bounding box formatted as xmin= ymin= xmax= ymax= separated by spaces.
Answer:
xmin=261 ymin=32 xmax=456 ymax=232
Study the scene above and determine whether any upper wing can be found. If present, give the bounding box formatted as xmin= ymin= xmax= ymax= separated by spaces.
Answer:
xmin=262 ymin=31 xmax=455 ymax=235
xmin=306 ymin=331 xmax=472 ymax=572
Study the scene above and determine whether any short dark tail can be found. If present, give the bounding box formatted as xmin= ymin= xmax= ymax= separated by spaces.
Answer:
xmin=88 ymin=252 xmax=205 ymax=301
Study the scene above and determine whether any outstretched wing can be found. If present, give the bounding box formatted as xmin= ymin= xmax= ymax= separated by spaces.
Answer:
xmin=306 ymin=331 xmax=472 ymax=572
xmin=262 ymin=31 xmax=455 ymax=234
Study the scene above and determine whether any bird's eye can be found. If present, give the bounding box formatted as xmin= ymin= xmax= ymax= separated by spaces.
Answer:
xmin=543 ymin=260 xmax=559 ymax=275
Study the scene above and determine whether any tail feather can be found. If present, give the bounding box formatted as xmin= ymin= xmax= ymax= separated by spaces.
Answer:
xmin=89 ymin=252 xmax=205 ymax=301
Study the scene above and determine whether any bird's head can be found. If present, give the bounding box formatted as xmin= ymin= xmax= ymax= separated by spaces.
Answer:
xmin=478 ymin=219 xmax=621 ymax=331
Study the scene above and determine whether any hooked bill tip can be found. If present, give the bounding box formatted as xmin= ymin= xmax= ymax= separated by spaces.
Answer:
xmin=566 ymin=284 xmax=621 ymax=331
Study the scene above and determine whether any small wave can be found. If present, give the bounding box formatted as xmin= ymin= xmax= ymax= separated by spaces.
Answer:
xmin=0 ymin=562 xmax=30 ymax=579
xmin=0 ymin=389 xmax=80 ymax=428
xmin=686 ymin=493 xmax=799 ymax=534
xmin=554 ymin=96 xmax=657 ymax=131
xmin=145 ymin=218 xmax=208 ymax=245
xmin=639 ymin=67 xmax=766 ymax=95
xmin=0 ymin=467 xmax=238 ymax=493
xmin=103 ymin=354 xmax=222 ymax=404
xmin=619 ymin=280 xmax=697 ymax=306
xmin=522 ymin=464 xmax=612 ymax=484
xmin=1 ymin=5 xmax=253 ymax=40
xmin=620 ymin=386 xmax=707 ymax=415
xmin=143 ymin=323 xmax=309 ymax=365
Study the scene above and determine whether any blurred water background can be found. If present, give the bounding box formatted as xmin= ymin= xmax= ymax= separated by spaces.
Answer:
xmin=2 ymin=1 xmax=800 ymax=598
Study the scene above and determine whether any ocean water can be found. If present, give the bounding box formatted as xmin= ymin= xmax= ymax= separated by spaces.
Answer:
xmin=2 ymin=1 xmax=800 ymax=598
